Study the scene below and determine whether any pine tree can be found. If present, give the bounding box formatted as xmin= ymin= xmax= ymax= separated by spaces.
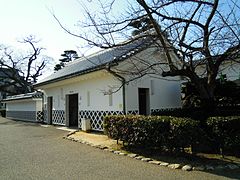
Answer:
xmin=54 ymin=50 xmax=79 ymax=71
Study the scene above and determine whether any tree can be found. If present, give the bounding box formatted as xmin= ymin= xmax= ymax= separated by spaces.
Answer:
xmin=129 ymin=16 xmax=154 ymax=36
xmin=54 ymin=0 xmax=240 ymax=111
xmin=129 ymin=16 xmax=169 ymax=39
xmin=54 ymin=50 xmax=79 ymax=71
xmin=0 ymin=35 xmax=51 ymax=94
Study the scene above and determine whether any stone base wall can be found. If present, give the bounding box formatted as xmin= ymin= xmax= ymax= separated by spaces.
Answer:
xmin=6 ymin=111 xmax=43 ymax=122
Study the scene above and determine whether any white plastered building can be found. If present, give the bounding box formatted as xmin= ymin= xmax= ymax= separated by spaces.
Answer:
xmin=3 ymin=92 xmax=43 ymax=122
xmin=34 ymin=37 xmax=182 ymax=131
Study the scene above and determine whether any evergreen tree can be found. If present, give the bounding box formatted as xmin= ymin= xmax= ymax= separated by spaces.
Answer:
xmin=54 ymin=50 xmax=79 ymax=71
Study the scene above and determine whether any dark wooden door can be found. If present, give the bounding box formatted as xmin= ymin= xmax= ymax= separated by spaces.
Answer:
xmin=138 ymin=88 xmax=149 ymax=115
xmin=47 ymin=97 xmax=53 ymax=124
xmin=69 ymin=94 xmax=78 ymax=126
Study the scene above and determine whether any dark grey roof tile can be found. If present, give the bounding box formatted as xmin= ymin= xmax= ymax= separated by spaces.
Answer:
xmin=3 ymin=91 xmax=43 ymax=102
xmin=35 ymin=37 xmax=154 ymax=86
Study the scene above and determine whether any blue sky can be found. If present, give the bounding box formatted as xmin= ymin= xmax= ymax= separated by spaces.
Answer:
xmin=0 ymin=0 xmax=129 ymax=63
xmin=0 ymin=0 xmax=80 ymax=61
xmin=2 ymin=0 xmax=238 ymax=75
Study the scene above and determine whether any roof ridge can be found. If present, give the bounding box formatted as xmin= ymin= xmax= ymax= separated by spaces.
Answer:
xmin=35 ymin=36 xmax=155 ymax=87
xmin=66 ymin=36 xmax=153 ymax=67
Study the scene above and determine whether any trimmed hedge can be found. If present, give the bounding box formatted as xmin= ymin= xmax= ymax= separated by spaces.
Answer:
xmin=151 ymin=107 xmax=240 ymax=120
xmin=151 ymin=108 xmax=207 ymax=120
xmin=104 ymin=115 xmax=202 ymax=151
xmin=104 ymin=115 xmax=240 ymax=155
xmin=206 ymin=116 xmax=240 ymax=156
xmin=168 ymin=117 xmax=202 ymax=151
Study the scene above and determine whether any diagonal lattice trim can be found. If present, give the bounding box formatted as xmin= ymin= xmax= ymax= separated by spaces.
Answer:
xmin=52 ymin=110 xmax=65 ymax=125
xmin=36 ymin=111 xmax=44 ymax=122
xmin=79 ymin=110 xmax=124 ymax=131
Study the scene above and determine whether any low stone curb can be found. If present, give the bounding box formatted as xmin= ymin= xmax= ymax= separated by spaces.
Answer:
xmin=182 ymin=165 xmax=192 ymax=171
xmin=141 ymin=158 xmax=152 ymax=162
xmin=149 ymin=161 xmax=161 ymax=165
xmin=168 ymin=164 xmax=182 ymax=169
xmin=160 ymin=162 xmax=169 ymax=167
xmin=63 ymin=133 xmax=240 ymax=172
xmin=135 ymin=156 xmax=144 ymax=160
xmin=127 ymin=154 xmax=137 ymax=158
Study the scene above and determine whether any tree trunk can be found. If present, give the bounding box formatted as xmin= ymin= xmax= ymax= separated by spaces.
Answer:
xmin=195 ymin=79 xmax=216 ymax=115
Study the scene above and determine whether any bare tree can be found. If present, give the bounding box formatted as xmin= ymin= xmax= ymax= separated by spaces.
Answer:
xmin=54 ymin=0 xmax=240 ymax=110
xmin=0 ymin=35 xmax=51 ymax=94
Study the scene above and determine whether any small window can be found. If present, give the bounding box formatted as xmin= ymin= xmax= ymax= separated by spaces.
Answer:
xmin=60 ymin=88 xmax=64 ymax=100
xmin=87 ymin=91 xmax=90 ymax=106
xmin=57 ymin=95 xmax=60 ymax=107
xmin=109 ymin=90 xmax=113 ymax=106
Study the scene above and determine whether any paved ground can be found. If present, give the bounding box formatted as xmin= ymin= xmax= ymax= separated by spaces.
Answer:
xmin=0 ymin=117 xmax=238 ymax=180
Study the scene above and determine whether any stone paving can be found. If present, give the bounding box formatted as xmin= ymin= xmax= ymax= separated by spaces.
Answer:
xmin=65 ymin=130 xmax=240 ymax=172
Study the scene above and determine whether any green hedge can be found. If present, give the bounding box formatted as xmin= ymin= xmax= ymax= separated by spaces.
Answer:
xmin=104 ymin=115 xmax=240 ymax=155
xmin=151 ymin=107 xmax=240 ymax=120
xmin=168 ymin=117 xmax=202 ymax=151
xmin=104 ymin=115 xmax=201 ymax=151
xmin=206 ymin=116 xmax=240 ymax=156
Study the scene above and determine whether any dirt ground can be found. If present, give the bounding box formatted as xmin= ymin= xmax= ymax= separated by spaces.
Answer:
xmin=69 ymin=131 xmax=123 ymax=149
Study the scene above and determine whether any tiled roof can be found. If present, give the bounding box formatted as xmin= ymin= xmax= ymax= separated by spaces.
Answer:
xmin=35 ymin=37 xmax=154 ymax=87
xmin=3 ymin=91 xmax=43 ymax=102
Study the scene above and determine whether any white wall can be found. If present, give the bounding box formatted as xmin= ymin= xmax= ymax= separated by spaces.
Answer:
xmin=5 ymin=98 xmax=43 ymax=122
xmin=35 ymin=99 xmax=43 ymax=111
xmin=218 ymin=61 xmax=240 ymax=81
xmin=6 ymin=100 xmax=37 ymax=111
xmin=125 ymin=75 xmax=182 ymax=112
xmin=113 ymin=44 xmax=182 ymax=112
xmin=196 ymin=61 xmax=240 ymax=81
xmin=41 ymin=70 xmax=123 ymax=112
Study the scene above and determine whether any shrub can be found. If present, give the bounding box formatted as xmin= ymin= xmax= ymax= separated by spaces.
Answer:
xmin=151 ymin=108 xmax=209 ymax=121
xmin=104 ymin=115 xmax=171 ymax=146
xmin=206 ymin=116 xmax=240 ymax=156
xmin=168 ymin=117 xmax=202 ymax=152
xmin=181 ymin=79 xmax=240 ymax=108
xmin=104 ymin=115 xmax=240 ymax=155
xmin=131 ymin=116 xmax=171 ymax=147
xmin=104 ymin=115 xmax=201 ymax=151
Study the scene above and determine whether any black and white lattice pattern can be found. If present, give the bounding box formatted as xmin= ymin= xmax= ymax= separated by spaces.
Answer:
xmin=37 ymin=111 xmax=43 ymax=122
xmin=52 ymin=110 xmax=65 ymax=125
xmin=151 ymin=109 xmax=161 ymax=114
xmin=78 ymin=113 xmax=82 ymax=129
xmin=127 ymin=110 xmax=139 ymax=115
xmin=151 ymin=108 xmax=177 ymax=115
xmin=79 ymin=110 xmax=124 ymax=131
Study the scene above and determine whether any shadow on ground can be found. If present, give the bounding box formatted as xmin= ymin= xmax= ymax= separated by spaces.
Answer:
xmin=122 ymin=146 xmax=240 ymax=179
xmin=0 ymin=119 xmax=40 ymax=127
